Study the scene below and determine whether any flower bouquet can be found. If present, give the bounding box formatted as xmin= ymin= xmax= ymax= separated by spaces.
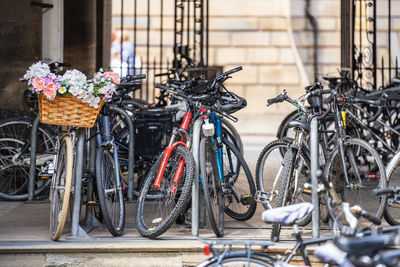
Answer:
xmin=23 ymin=62 xmax=120 ymax=128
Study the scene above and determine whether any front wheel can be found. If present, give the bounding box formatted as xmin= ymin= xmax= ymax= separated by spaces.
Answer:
xmin=50 ymin=135 xmax=73 ymax=241
xmin=136 ymin=145 xmax=195 ymax=238
xmin=324 ymin=138 xmax=387 ymax=229
xmin=95 ymin=146 xmax=125 ymax=236
xmin=200 ymin=137 xmax=224 ymax=237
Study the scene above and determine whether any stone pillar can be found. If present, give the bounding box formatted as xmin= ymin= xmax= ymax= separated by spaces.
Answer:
xmin=64 ymin=0 xmax=97 ymax=75
xmin=0 ymin=1 xmax=42 ymax=118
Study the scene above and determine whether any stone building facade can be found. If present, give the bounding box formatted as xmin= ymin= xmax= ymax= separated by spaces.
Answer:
xmin=112 ymin=0 xmax=342 ymax=134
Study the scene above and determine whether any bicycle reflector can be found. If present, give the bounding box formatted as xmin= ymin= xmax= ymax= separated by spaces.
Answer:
xmin=204 ymin=245 xmax=210 ymax=256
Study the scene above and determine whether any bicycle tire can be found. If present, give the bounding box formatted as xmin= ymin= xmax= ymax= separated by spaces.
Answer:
xmin=324 ymin=138 xmax=387 ymax=227
xmin=276 ymin=110 xmax=299 ymax=140
xmin=136 ymin=145 xmax=195 ymax=238
xmin=50 ymin=135 xmax=73 ymax=241
xmin=222 ymin=137 xmax=257 ymax=221
xmin=271 ymin=149 xmax=294 ymax=242
xmin=95 ymin=146 xmax=125 ymax=236
xmin=221 ymin=118 xmax=243 ymax=155
xmin=383 ymin=154 xmax=400 ymax=225
xmin=0 ymin=117 xmax=55 ymax=200
xmin=255 ymin=140 xmax=312 ymax=227
xmin=199 ymin=255 xmax=273 ymax=267
xmin=200 ymin=137 xmax=224 ymax=237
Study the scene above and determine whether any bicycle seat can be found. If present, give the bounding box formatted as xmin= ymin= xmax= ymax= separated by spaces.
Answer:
xmin=334 ymin=235 xmax=392 ymax=257
xmin=287 ymin=120 xmax=310 ymax=133
xmin=261 ymin=202 xmax=313 ymax=225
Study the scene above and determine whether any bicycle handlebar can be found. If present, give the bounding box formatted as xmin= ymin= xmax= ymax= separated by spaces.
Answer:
xmin=267 ymin=90 xmax=287 ymax=106
xmin=350 ymin=205 xmax=382 ymax=225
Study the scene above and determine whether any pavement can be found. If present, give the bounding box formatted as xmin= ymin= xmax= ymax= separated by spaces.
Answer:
xmin=0 ymin=135 xmax=333 ymax=266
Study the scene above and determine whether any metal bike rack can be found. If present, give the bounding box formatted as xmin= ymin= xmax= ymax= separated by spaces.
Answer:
xmin=191 ymin=117 xmax=206 ymax=237
xmin=108 ymin=105 xmax=135 ymax=201
xmin=69 ymin=128 xmax=90 ymax=239
xmin=310 ymin=116 xmax=320 ymax=238
xmin=27 ymin=116 xmax=40 ymax=202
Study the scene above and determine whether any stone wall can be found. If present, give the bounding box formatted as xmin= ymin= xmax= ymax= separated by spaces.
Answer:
xmin=112 ymin=0 xmax=343 ymax=134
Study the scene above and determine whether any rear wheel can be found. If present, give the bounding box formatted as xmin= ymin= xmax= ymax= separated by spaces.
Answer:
xmin=324 ymin=138 xmax=386 ymax=229
xmin=50 ymin=136 xmax=73 ymax=241
xmin=95 ymin=146 xmax=125 ymax=236
xmin=221 ymin=137 xmax=256 ymax=221
xmin=0 ymin=117 xmax=55 ymax=200
xmin=136 ymin=145 xmax=195 ymax=238
xmin=200 ymin=137 xmax=224 ymax=237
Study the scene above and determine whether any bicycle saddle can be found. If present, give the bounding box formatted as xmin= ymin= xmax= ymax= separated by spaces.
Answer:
xmin=261 ymin=202 xmax=313 ymax=225
xmin=334 ymin=234 xmax=393 ymax=257
xmin=287 ymin=120 xmax=310 ymax=133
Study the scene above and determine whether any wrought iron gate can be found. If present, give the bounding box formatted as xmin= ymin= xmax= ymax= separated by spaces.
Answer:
xmin=111 ymin=0 xmax=209 ymax=103
xmin=347 ymin=0 xmax=400 ymax=90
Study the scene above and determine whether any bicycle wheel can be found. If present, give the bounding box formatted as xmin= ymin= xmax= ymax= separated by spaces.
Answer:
xmin=221 ymin=118 xmax=243 ymax=154
xmin=200 ymin=137 xmax=224 ymax=237
xmin=221 ymin=137 xmax=257 ymax=221
xmin=383 ymin=154 xmax=400 ymax=225
xmin=136 ymin=145 xmax=195 ymax=238
xmin=0 ymin=117 xmax=55 ymax=200
xmin=255 ymin=140 xmax=312 ymax=227
xmin=199 ymin=255 xmax=273 ymax=267
xmin=324 ymin=138 xmax=387 ymax=227
xmin=50 ymin=135 xmax=73 ymax=241
xmin=95 ymin=146 xmax=125 ymax=236
xmin=270 ymin=149 xmax=295 ymax=241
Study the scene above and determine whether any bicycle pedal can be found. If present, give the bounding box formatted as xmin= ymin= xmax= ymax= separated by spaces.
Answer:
xmin=254 ymin=191 xmax=269 ymax=204
xmin=240 ymin=194 xmax=256 ymax=205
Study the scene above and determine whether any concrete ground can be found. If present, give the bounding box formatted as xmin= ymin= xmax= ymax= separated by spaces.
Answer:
xmin=0 ymin=135 xmax=335 ymax=266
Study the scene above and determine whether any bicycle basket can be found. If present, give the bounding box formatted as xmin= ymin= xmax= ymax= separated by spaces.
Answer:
xmin=38 ymin=94 xmax=104 ymax=128
xmin=134 ymin=112 xmax=174 ymax=157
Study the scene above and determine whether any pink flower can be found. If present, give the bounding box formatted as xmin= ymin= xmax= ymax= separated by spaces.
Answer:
xmin=43 ymin=82 xmax=57 ymax=100
xmin=104 ymin=72 xmax=120 ymax=84
xmin=32 ymin=77 xmax=46 ymax=92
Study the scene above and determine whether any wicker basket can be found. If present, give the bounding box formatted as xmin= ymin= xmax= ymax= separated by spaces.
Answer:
xmin=38 ymin=94 xmax=104 ymax=128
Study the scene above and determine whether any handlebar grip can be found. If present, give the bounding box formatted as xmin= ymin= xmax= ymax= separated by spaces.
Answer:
xmin=372 ymin=187 xmax=398 ymax=197
xmin=360 ymin=210 xmax=381 ymax=225
xmin=223 ymin=66 xmax=242 ymax=76
xmin=221 ymin=111 xmax=238 ymax=123
xmin=267 ymin=94 xmax=286 ymax=106
xmin=155 ymin=83 xmax=173 ymax=93
xmin=126 ymin=74 xmax=146 ymax=81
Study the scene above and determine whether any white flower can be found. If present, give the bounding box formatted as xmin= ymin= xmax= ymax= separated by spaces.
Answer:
xmin=24 ymin=61 xmax=50 ymax=82
xmin=82 ymin=95 xmax=91 ymax=103
xmin=89 ymin=96 xmax=101 ymax=108
xmin=58 ymin=86 xmax=67 ymax=94
xmin=62 ymin=69 xmax=87 ymax=88
xmin=70 ymin=86 xmax=81 ymax=96
xmin=77 ymin=89 xmax=87 ymax=99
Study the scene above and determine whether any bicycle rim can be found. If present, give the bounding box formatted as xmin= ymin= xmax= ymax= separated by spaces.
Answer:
xmin=96 ymin=147 xmax=125 ymax=236
xmin=221 ymin=137 xmax=256 ymax=221
xmin=200 ymin=137 xmax=224 ymax=237
xmin=136 ymin=145 xmax=195 ymax=238
xmin=50 ymin=136 xmax=73 ymax=241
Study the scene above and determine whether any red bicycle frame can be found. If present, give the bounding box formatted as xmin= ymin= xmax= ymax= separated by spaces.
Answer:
xmin=153 ymin=112 xmax=192 ymax=193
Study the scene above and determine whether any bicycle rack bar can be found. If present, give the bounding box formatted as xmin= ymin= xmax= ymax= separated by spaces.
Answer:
xmin=310 ymin=117 xmax=320 ymax=238
xmin=109 ymin=106 xmax=135 ymax=201
xmin=69 ymin=128 xmax=89 ymax=239
xmin=192 ymin=118 xmax=205 ymax=236
xmin=83 ymin=127 xmax=102 ymax=232
xmin=27 ymin=116 xmax=40 ymax=201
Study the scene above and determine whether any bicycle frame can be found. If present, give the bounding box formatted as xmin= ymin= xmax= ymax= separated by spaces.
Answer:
xmin=153 ymin=111 xmax=192 ymax=192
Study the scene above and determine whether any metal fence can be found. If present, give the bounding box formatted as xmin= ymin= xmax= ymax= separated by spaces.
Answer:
xmin=110 ymin=0 xmax=209 ymax=103
xmin=352 ymin=0 xmax=400 ymax=90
